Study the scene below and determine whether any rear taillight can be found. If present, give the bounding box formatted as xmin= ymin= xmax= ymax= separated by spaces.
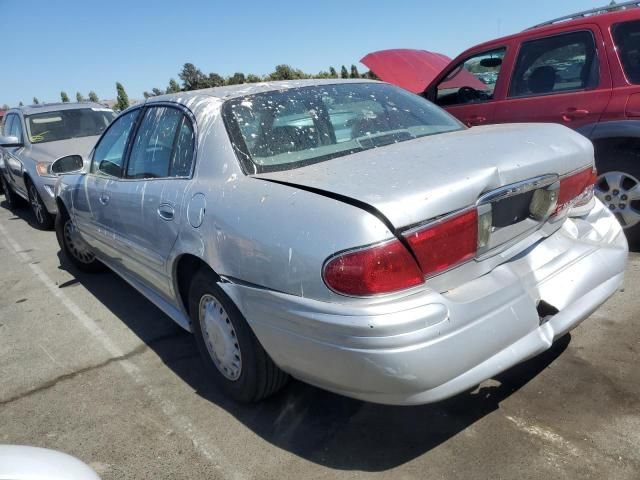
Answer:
xmin=323 ymin=239 xmax=424 ymax=296
xmin=404 ymin=209 xmax=478 ymax=277
xmin=556 ymin=167 xmax=597 ymax=213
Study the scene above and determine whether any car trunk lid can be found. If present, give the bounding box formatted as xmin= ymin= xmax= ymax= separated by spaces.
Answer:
xmin=255 ymin=123 xmax=594 ymax=231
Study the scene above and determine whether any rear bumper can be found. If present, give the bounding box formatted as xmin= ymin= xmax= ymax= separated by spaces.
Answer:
xmin=221 ymin=200 xmax=628 ymax=405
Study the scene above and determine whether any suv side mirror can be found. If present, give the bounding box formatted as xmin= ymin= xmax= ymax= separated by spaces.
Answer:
xmin=0 ymin=135 xmax=23 ymax=148
xmin=51 ymin=155 xmax=84 ymax=175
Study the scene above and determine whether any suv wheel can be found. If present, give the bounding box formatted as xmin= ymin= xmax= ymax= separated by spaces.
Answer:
xmin=27 ymin=180 xmax=54 ymax=230
xmin=55 ymin=209 xmax=105 ymax=273
xmin=1 ymin=175 xmax=26 ymax=210
xmin=594 ymin=151 xmax=640 ymax=244
xmin=189 ymin=270 xmax=288 ymax=403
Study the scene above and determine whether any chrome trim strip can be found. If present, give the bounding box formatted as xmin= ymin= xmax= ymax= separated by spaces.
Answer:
xmin=477 ymin=174 xmax=559 ymax=205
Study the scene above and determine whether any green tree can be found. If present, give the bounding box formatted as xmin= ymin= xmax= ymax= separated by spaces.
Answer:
xmin=152 ymin=88 xmax=164 ymax=96
xmin=88 ymin=91 xmax=99 ymax=102
xmin=33 ymin=97 xmax=40 ymax=104
xmin=115 ymin=82 xmax=129 ymax=111
xmin=179 ymin=63 xmax=206 ymax=90
xmin=363 ymin=70 xmax=379 ymax=80
xmin=76 ymin=92 xmax=85 ymax=102
xmin=206 ymin=73 xmax=225 ymax=87
xmin=350 ymin=65 xmax=360 ymax=79
xmin=166 ymin=78 xmax=181 ymax=93
xmin=340 ymin=65 xmax=349 ymax=79
xmin=19 ymin=101 xmax=23 ymax=106
xmin=226 ymin=72 xmax=246 ymax=85
xmin=1 ymin=104 xmax=9 ymax=110
xmin=329 ymin=67 xmax=338 ymax=78
xmin=143 ymin=91 xmax=151 ymax=99
xmin=246 ymin=74 xmax=262 ymax=83
xmin=60 ymin=91 xmax=70 ymax=103
xmin=269 ymin=64 xmax=306 ymax=81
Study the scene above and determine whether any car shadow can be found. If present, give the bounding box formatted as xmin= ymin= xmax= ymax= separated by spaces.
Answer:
xmin=0 ymin=200 xmax=43 ymax=230
xmin=56 ymin=251 xmax=572 ymax=472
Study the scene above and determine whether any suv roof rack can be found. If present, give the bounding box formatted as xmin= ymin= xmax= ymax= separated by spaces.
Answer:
xmin=527 ymin=1 xmax=640 ymax=30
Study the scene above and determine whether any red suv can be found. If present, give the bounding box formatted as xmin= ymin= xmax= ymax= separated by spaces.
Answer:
xmin=364 ymin=2 xmax=640 ymax=241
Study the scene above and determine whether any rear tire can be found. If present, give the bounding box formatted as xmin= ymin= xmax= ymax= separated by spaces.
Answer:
xmin=189 ymin=270 xmax=288 ymax=403
xmin=1 ymin=175 xmax=26 ymax=210
xmin=594 ymin=148 xmax=640 ymax=245
xmin=26 ymin=179 xmax=54 ymax=230
xmin=55 ymin=208 xmax=105 ymax=273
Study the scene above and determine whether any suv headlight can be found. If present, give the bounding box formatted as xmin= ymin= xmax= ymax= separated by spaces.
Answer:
xmin=35 ymin=161 xmax=56 ymax=177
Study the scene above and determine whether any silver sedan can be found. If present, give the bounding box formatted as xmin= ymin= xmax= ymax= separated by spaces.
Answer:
xmin=52 ymin=79 xmax=628 ymax=405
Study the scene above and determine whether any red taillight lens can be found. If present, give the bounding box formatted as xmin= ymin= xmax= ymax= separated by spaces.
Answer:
xmin=404 ymin=209 xmax=478 ymax=277
xmin=557 ymin=167 xmax=597 ymax=212
xmin=323 ymin=239 xmax=424 ymax=296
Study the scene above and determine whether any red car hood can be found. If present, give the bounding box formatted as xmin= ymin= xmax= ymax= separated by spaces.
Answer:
xmin=361 ymin=49 xmax=486 ymax=93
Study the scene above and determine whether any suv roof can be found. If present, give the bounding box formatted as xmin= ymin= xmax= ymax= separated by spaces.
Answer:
xmin=8 ymin=102 xmax=111 ymax=115
xmin=467 ymin=2 xmax=640 ymax=54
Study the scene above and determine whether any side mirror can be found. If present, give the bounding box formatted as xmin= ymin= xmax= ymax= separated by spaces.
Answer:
xmin=0 ymin=135 xmax=23 ymax=148
xmin=51 ymin=154 xmax=84 ymax=175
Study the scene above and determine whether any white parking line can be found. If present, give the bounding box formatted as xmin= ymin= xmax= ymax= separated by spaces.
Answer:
xmin=0 ymin=222 xmax=244 ymax=479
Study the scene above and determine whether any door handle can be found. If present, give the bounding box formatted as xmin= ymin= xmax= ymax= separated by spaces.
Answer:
xmin=157 ymin=204 xmax=175 ymax=221
xmin=561 ymin=108 xmax=589 ymax=122
xmin=464 ymin=115 xmax=487 ymax=127
xmin=99 ymin=192 xmax=110 ymax=205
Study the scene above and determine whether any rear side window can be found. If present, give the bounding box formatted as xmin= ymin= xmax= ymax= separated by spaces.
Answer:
xmin=509 ymin=31 xmax=599 ymax=97
xmin=613 ymin=20 xmax=640 ymax=84
xmin=126 ymin=106 xmax=195 ymax=179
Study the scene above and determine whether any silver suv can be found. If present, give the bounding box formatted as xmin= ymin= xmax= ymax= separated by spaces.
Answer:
xmin=0 ymin=103 xmax=115 ymax=229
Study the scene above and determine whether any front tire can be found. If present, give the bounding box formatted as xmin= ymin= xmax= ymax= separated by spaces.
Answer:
xmin=189 ymin=270 xmax=288 ymax=403
xmin=26 ymin=180 xmax=54 ymax=230
xmin=55 ymin=209 xmax=105 ymax=273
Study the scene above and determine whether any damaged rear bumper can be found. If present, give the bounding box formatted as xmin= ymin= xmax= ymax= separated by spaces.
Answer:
xmin=221 ymin=199 xmax=628 ymax=406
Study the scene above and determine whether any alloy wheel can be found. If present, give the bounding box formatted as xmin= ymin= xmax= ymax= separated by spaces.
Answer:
xmin=199 ymin=293 xmax=242 ymax=381
xmin=28 ymin=184 xmax=45 ymax=225
xmin=595 ymin=171 xmax=640 ymax=229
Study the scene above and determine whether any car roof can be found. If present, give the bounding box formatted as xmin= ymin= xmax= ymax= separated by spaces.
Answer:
xmin=462 ymin=5 xmax=640 ymax=55
xmin=143 ymin=79 xmax=379 ymax=108
xmin=8 ymin=102 xmax=112 ymax=116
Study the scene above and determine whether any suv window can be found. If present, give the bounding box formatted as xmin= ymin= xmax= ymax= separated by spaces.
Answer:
xmin=92 ymin=109 xmax=140 ymax=177
xmin=6 ymin=114 xmax=23 ymax=141
xmin=2 ymin=115 xmax=14 ymax=137
xmin=436 ymin=48 xmax=506 ymax=107
xmin=509 ymin=31 xmax=599 ymax=97
xmin=126 ymin=106 xmax=194 ymax=179
xmin=613 ymin=20 xmax=640 ymax=84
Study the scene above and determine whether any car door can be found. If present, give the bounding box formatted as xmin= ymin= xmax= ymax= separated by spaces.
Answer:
xmin=3 ymin=113 xmax=29 ymax=195
xmin=73 ymin=109 xmax=141 ymax=256
xmin=108 ymin=104 xmax=195 ymax=299
xmin=493 ymin=27 xmax=612 ymax=134
xmin=428 ymin=47 xmax=508 ymax=127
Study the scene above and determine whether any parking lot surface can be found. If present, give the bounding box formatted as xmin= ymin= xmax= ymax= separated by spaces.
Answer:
xmin=0 ymin=202 xmax=639 ymax=480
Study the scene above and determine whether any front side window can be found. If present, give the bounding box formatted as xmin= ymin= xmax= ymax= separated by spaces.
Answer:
xmin=2 ymin=115 xmax=14 ymax=138
xmin=7 ymin=114 xmax=23 ymax=141
xmin=92 ymin=109 xmax=140 ymax=177
xmin=224 ymin=82 xmax=463 ymax=174
xmin=436 ymin=48 xmax=506 ymax=107
xmin=613 ymin=20 xmax=640 ymax=84
xmin=509 ymin=31 xmax=599 ymax=97
xmin=26 ymin=108 xmax=115 ymax=144
xmin=126 ymin=106 xmax=194 ymax=179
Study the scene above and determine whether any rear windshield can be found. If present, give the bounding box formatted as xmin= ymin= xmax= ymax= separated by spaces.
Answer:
xmin=26 ymin=108 xmax=115 ymax=144
xmin=223 ymin=82 xmax=463 ymax=173
xmin=613 ymin=20 xmax=640 ymax=84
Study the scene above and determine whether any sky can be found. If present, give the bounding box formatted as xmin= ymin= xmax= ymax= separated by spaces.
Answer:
xmin=0 ymin=0 xmax=613 ymax=107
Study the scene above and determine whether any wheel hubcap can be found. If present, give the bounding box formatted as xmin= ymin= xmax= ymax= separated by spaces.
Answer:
xmin=199 ymin=294 xmax=242 ymax=381
xmin=63 ymin=219 xmax=95 ymax=264
xmin=29 ymin=185 xmax=44 ymax=224
xmin=595 ymin=171 xmax=640 ymax=229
